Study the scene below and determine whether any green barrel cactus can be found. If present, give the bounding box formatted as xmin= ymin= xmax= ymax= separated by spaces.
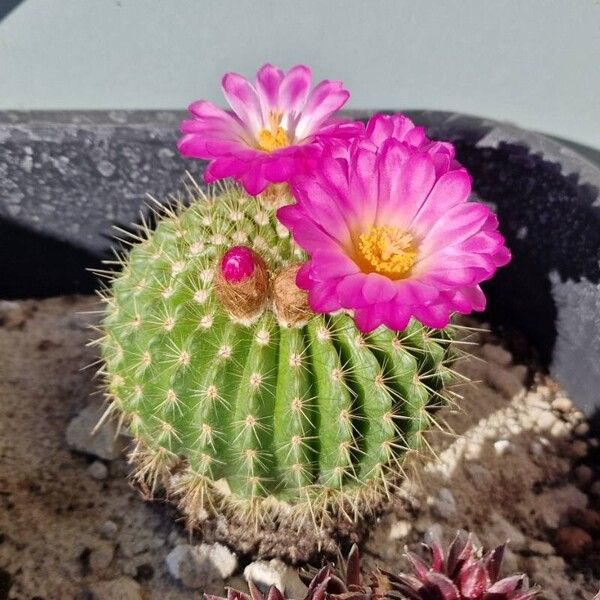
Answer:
xmin=99 ymin=184 xmax=457 ymax=548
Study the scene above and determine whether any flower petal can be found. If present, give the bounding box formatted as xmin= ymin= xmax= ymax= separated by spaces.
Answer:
xmin=222 ymin=72 xmax=264 ymax=135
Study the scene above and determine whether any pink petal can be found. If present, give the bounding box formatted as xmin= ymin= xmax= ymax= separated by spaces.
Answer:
xmin=362 ymin=273 xmax=397 ymax=304
xmin=410 ymin=169 xmax=472 ymax=233
xmin=311 ymin=249 xmax=360 ymax=279
xmin=354 ymin=306 xmax=384 ymax=333
xmin=336 ymin=273 xmax=371 ymax=308
xmin=279 ymin=65 xmax=312 ymax=119
xmin=412 ymin=303 xmax=451 ymax=329
xmin=376 ymin=146 xmax=436 ymax=228
xmin=308 ymin=280 xmax=342 ymax=313
xmin=222 ymin=72 xmax=264 ymax=135
xmin=420 ymin=203 xmax=493 ymax=257
xmin=255 ymin=63 xmax=284 ymax=111
xmin=295 ymin=80 xmax=349 ymax=139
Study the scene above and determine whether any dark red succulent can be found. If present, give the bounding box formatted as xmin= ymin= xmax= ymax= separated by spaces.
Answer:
xmin=372 ymin=529 xmax=540 ymax=600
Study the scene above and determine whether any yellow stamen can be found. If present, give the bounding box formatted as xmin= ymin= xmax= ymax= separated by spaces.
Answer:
xmin=358 ymin=226 xmax=417 ymax=279
xmin=257 ymin=110 xmax=290 ymax=152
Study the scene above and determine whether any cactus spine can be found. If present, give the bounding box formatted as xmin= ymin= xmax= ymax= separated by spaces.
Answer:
xmin=99 ymin=183 xmax=456 ymax=533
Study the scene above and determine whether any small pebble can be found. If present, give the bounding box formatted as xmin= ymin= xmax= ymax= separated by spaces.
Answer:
xmin=510 ymin=364 xmax=528 ymax=384
xmin=428 ymin=488 xmax=457 ymax=520
xmin=589 ymin=481 xmax=600 ymax=499
xmin=89 ymin=577 xmax=141 ymax=600
xmin=528 ymin=540 xmax=555 ymax=556
xmin=550 ymin=420 xmax=569 ymax=438
xmin=481 ymin=343 xmax=512 ymax=367
xmin=89 ymin=541 xmax=115 ymax=572
xmin=389 ymin=520 xmax=412 ymax=540
xmin=245 ymin=559 xmax=287 ymax=594
xmin=551 ymin=397 xmax=572 ymax=413
xmin=536 ymin=410 xmax=557 ymax=431
xmin=568 ymin=508 xmax=600 ymax=534
xmin=485 ymin=364 xmax=524 ymax=399
xmin=574 ymin=465 xmax=594 ymax=486
xmin=554 ymin=527 xmax=592 ymax=557
xmin=99 ymin=520 xmax=119 ymax=540
xmin=87 ymin=461 xmax=108 ymax=480
xmin=493 ymin=439 xmax=513 ymax=456
xmin=574 ymin=422 xmax=590 ymax=437
xmin=569 ymin=440 xmax=588 ymax=459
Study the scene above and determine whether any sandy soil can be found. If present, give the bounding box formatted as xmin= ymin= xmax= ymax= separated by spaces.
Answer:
xmin=0 ymin=296 xmax=598 ymax=600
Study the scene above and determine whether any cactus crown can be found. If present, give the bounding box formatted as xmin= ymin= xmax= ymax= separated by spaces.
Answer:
xmin=99 ymin=182 xmax=458 ymax=534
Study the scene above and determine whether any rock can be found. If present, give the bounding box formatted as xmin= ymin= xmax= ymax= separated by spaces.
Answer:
xmin=90 ymin=541 xmax=115 ymax=572
xmin=510 ymin=364 xmax=528 ymax=384
xmin=551 ymin=397 xmax=573 ymax=413
xmin=244 ymin=559 xmax=287 ymax=593
xmin=493 ymin=440 xmax=513 ymax=456
xmin=481 ymin=343 xmax=512 ymax=367
xmin=569 ymin=440 xmax=588 ymax=458
xmin=0 ymin=300 xmax=27 ymax=329
xmin=550 ymin=419 xmax=569 ymax=438
xmin=66 ymin=404 xmax=122 ymax=461
xmin=428 ymin=488 xmax=457 ymax=520
xmin=526 ymin=556 xmax=566 ymax=592
xmin=536 ymin=410 xmax=557 ymax=431
xmin=568 ymin=508 xmax=600 ymax=534
xmin=574 ymin=422 xmax=590 ymax=436
xmin=574 ymin=464 xmax=594 ymax=486
xmin=528 ymin=540 xmax=555 ymax=556
xmin=166 ymin=543 xmax=237 ymax=589
xmin=487 ymin=512 xmax=526 ymax=551
xmin=99 ymin=520 xmax=119 ymax=540
xmin=536 ymin=485 xmax=588 ymax=529
xmin=89 ymin=577 xmax=142 ymax=600
xmin=282 ymin=566 xmax=308 ymax=600
xmin=554 ymin=527 xmax=593 ymax=557
xmin=389 ymin=520 xmax=412 ymax=540
xmin=87 ymin=461 xmax=108 ymax=480
xmin=485 ymin=364 xmax=524 ymax=399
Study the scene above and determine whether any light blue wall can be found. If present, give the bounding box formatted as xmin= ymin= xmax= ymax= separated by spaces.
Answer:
xmin=1 ymin=0 xmax=598 ymax=147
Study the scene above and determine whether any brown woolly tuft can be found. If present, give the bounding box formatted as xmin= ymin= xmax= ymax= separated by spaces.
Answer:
xmin=272 ymin=263 xmax=311 ymax=327
xmin=258 ymin=183 xmax=292 ymax=207
xmin=214 ymin=250 xmax=270 ymax=324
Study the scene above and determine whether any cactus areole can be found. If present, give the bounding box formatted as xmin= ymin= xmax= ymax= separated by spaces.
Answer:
xmin=99 ymin=64 xmax=510 ymax=555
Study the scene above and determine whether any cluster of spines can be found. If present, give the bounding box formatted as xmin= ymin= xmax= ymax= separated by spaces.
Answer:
xmin=95 ymin=181 xmax=463 ymax=528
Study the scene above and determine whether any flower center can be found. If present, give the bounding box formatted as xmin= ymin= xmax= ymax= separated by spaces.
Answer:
xmin=358 ymin=226 xmax=417 ymax=278
xmin=257 ymin=111 xmax=290 ymax=152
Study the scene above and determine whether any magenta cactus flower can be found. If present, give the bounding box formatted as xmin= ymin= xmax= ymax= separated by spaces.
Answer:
xmin=277 ymin=126 xmax=511 ymax=332
xmin=178 ymin=63 xmax=362 ymax=195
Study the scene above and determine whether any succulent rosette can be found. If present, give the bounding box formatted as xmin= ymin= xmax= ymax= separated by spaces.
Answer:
xmin=277 ymin=114 xmax=511 ymax=332
xmin=178 ymin=63 xmax=362 ymax=195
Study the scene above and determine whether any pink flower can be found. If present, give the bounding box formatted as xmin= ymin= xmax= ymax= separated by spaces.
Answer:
xmin=178 ymin=64 xmax=362 ymax=195
xmin=277 ymin=129 xmax=511 ymax=333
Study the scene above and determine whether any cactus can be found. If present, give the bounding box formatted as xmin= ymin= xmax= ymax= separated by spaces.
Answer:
xmin=98 ymin=183 xmax=457 ymax=542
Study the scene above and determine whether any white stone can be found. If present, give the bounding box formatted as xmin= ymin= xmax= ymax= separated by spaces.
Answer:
xmin=493 ymin=439 xmax=513 ymax=455
xmin=166 ymin=543 xmax=237 ymax=589
xmin=428 ymin=487 xmax=457 ymax=520
xmin=87 ymin=460 xmax=108 ymax=480
xmin=244 ymin=559 xmax=287 ymax=593
xmin=389 ymin=520 xmax=412 ymax=540
xmin=66 ymin=403 xmax=122 ymax=461
xmin=89 ymin=577 xmax=142 ymax=600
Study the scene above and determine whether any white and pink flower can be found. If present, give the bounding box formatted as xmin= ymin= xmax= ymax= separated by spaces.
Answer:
xmin=178 ymin=64 xmax=362 ymax=195
xmin=278 ymin=116 xmax=510 ymax=332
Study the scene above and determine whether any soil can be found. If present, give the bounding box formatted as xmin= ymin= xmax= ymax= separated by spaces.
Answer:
xmin=0 ymin=296 xmax=599 ymax=600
